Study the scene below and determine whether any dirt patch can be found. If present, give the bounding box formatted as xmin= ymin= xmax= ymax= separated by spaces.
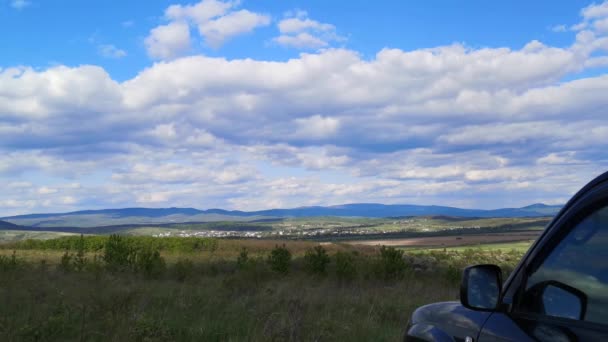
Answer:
xmin=345 ymin=231 xmax=540 ymax=248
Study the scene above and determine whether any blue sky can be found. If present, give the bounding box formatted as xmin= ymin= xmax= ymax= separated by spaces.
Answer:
xmin=1 ymin=0 xmax=592 ymax=79
xmin=1 ymin=0 xmax=608 ymax=215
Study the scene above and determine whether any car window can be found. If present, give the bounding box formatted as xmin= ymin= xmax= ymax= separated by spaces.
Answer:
xmin=520 ymin=205 xmax=608 ymax=324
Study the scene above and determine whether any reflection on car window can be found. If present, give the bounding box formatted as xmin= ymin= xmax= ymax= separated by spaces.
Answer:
xmin=523 ymin=206 xmax=608 ymax=324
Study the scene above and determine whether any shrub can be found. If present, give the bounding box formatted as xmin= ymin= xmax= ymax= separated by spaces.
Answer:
xmin=267 ymin=244 xmax=291 ymax=275
xmin=376 ymin=246 xmax=407 ymax=280
xmin=103 ymin=234 xmax=133 ymax=272
xmin=85 ymin=254 xmax=104 ymax=278
xmin=335 ymin=251 xmax=357 ymax=281
xmin=134 ymin=247 xmax=166 ymax=279
xmin=4 ymin=235 xmax=219 ymax=254
xmin=58 ymin=251 xmax=74 ymax=272
xmin=73 ymin=234 xmax=88 ymax=272
xmin=304 ymin=245 xmax=330 ymax=275
xmin=0 ymin=250 xmax=20 ymax=272
xmin=236 ymin=247 xmax=250 ymax=270
xmin=172 ymin=258 xmax=194 ymax=282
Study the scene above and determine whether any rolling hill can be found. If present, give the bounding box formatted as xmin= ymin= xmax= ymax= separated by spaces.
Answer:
xmin=1 ymin=203 xmax=562 ymax=228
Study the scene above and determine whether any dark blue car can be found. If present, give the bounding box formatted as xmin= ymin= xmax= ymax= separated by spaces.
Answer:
xmin=405 ymin=171 xmax=608 ymax=341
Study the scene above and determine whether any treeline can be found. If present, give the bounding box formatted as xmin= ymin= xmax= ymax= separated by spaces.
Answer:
xmin=2 ymin=235 xmax=219 ymax=253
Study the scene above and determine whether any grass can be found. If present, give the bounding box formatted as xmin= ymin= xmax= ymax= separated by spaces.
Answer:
xmin=438 ymin=240 xmax=534 ymax=253
xmin=0 ymin=237 xmax=524 ymax=341
xmin=0 ymin=230 xmax=77 ymax=242
xmin=404 ymin=240 xmax=535 ymax=253
xmin=0 ymin=269 xmax=455 ymax=341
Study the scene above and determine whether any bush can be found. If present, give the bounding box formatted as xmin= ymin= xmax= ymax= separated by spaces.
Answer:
xmin=103 ymin=235 xmax=133 ymax=272
xmin=134 ymin=247 xmax=166 ymax=279
xmin=85 ymin=254 xmax=104 ymax=278
xmin=58 ymin=251 xmax=74 ymax=272
xmin=304 ymin=245 xmax=330 ymax=275
xmin=335 ymin=251 xmax=357 ymax=281
xmin=172 ymin=258 xmax=194 ymax=282
xmin=267 ymin=245 xmax=291 ymax=275
xmin=236 ymin=247 xmax=250 ymax=270
xmin=73 ymin=234 xmax=88 ymax=272
xmin=4 ymin=235 xmax=219 ymax=253
xmin=376 ymin=246 xmax=407 ymax=280
xmin=0 ymin=251 xmax=20 ymax=272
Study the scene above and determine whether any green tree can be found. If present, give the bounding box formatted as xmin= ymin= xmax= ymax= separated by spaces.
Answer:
xmin=304 ymin=245 xmax=330 ymax=275
xmin=73 ymin=234 xmax=88 ymax=272
xmin=267 ymin=245 xmax=291 ymax=275
xmin=377 ymin=246 xmax=407 ymax=280
xmin=103 ymin=234 xmax=132 ymax=272
xmin=335 ymin=251 xmax=357 ymax=281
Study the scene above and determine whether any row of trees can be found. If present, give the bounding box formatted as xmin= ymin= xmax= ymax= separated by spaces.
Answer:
xmin=5 ymin=235 xmax=218 ymax=253
xmin=49 ymin=235 xmax=410 ymax=281
xmin=239 ymin=244 xmax=408 ymax=280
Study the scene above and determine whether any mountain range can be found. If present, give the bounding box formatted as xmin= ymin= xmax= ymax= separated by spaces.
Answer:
xmin=1 ymin=203 xmax=562 ymax=229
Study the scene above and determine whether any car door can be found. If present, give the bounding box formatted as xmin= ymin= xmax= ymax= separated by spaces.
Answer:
xmin=478 ymin=195 xmax=608 ymax=341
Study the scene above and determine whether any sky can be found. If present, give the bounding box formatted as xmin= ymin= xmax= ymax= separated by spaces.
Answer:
xmin=1 ymin=0 xmax=608 ymax=216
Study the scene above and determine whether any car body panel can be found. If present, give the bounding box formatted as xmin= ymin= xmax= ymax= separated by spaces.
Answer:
xmin=479 ymin=312 xmax=608 ymax=341
xmin=406 ymin=302 xmax=491 ymax=341
xmin=405 ymin=171 xmax=608 ymax=341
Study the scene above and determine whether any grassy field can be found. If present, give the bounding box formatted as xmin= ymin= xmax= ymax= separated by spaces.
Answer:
xmin=427 ymin=240 xmax=534 ymax=253
xmin=0 ymin=237 xmax=524 ymax=341
xmin=0 ymin=230 xmax=77 ymax=242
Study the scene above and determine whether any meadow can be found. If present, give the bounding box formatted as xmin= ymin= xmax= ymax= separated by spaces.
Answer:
xmin=0 ymin=236 xmax=527 ymax=341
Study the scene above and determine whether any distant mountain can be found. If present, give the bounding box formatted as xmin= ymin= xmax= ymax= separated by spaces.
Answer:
xmin=1 ymin=203 xmax=562 ymax=228
xmin=0 ymin=219 xmax=26 ymax=230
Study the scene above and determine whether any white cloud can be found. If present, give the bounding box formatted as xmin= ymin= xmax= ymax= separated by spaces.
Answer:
xmin=595 ymin=17 xmax=608 ymax=33
xmin=199 ymin=9 xmax=270 ymax=48
xmin=537 ymin=152 xmax=583 ymax=165
xmin=569 ymin=1 xmax=608 ymax=35
xmin=274 ymin=11 xmax=344 ymax=49
xmin=294 ymin=115 xmax=340 ymax=139
xmin=165 ymin=0 xmax=234 ymax=23
xmin=98 ymin=44 xmax=127 ymax=59
xmin=3 ymin=2 xmax=608 ymax=214
xmin=581 ymin=1 xmax=608 ymax=20
xmin=145 ymin=0 xmax=269 ymax=58
xmin=38 ymin=186 xmax=57 ymax=195
xmin=274 ymin=33 xmax=329 ymax=49
xmin=145 ymin=21 xmax=191 ymax=60
xmin=278 ymin=16 xmax=335 ymax=34
xmin=61 ymin=196 xmax=77 ymax=205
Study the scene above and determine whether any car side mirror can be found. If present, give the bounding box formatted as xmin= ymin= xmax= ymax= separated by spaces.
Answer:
xmin=539 ymin=281 xmax=587 ymax=320
xmin=460 ymin=264 xmax=502 ymax=311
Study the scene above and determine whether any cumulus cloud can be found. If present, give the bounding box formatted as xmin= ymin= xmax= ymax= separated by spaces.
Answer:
xmin=567 ymin=1 xmax=608 ymax=35
xmin=145 ymin=0 xmax=269 ymax=58
xmin=198 ymin=9 xmax=271 ymax=48
xmin=145 ymin=21 xmax=192 ymax=60
xmin=2 ymin=2 xmax=608 ymax=214
xmin=294 ymin=115 xmax=340 ymax=139
xmin=274 ymin=10 xmax=344 ymax=49
xmin=274 ymin=33 xmax=329 ymax=49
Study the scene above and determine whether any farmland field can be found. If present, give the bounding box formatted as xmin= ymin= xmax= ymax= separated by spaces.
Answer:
xmin=0 ymin=215 xmax=546 ymax=341
xmin=346 ymin=231 xmax=538 ymax=249
xmin=0 ymin=235 xmax=526 ymax=341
